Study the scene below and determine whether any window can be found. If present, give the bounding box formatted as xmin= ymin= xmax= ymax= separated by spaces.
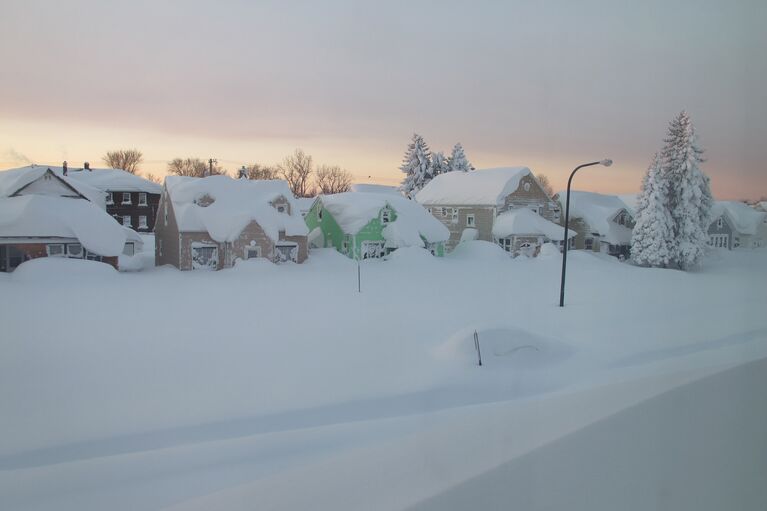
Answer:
xmin=123 ymin=242 xmax=135 ymax=256
xmin=106 ymin=192 xmax=114 ymax=204
xmin=497 ymin=238 xmax=512 ymax=252
xmin=277 ymin=205 xmax=285 ymax=213
xmin=245 ymin=246 xmax=260 ymax=259
xmin=191 ymin=245 xmax=218 ymax=270
xmin=717 ymin=217 xmax=723 ymax=229
xmin=122 ymin=215 xmax=132 ymax=227
xmin=466 ymin=214 xmax=475 ymax=227
xmin=441 ymin=207 xmax=447 ymax=216
xmin=451 ymin=208 xmax=458 ymax=222
xmin=585 ymin=238 xmax=594 ymax=250
xmin=524 ymin=182 xmax=531 ymax=192
xmin=318 ymin=207 xmax=324 ymax=220
xmin=342 ymin=237 xmax=349 ymax=253
xmin=67 ymin=243 xmax=83 ymax=258
xmin=138 ymin=193 xmax=148 ymax=206
xmin=47 ymin=244 xmax=64 ymax=257
xmin=381 ymin=209 xmax=391 ymax=224
xmin=122 ymin=192 xmax=132 ymax=205
xmin=138 ymin=216 xmax=148 ymax=229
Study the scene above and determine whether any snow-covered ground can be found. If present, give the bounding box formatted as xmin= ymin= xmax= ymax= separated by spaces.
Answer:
xmin=1 ymin=244 xmax=766 ymax=510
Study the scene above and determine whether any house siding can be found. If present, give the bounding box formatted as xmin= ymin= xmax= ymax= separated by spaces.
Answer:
xmin=708 ymin=215 xmax=734 ymax=249
xmin=154 ymin=189 xmax=181 ymax=268
xmin=0 ymin=241 xmax=117 ymax=271
xmin=107 ymin=191 xmax=160 ymax=232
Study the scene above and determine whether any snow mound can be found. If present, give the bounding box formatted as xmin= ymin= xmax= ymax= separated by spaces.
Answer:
xmin=384 ymin=246 xmax=435 ymax=263
xmin=438 ymin=325 xmax=573 ymax=370
xmin=538 ymin=242 xmax=561 ymax=259
xmin=448 ymin=240 xmax=510 ymax=262
xmin=492 ymin=208 xmax=575 ymax=240
xmin=11 ymin=257 xmax=118 ymax=281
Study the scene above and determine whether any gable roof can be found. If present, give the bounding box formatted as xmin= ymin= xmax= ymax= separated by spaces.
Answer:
xmin=317 ymin=192 xmax=449 ymax=244
xmin=2 ymin=164 xmax=162 ymax=194
xmin=0 ymin=195 xmax=127 ymax=256
xmin=415 ymin=167 xmax=532 ymax=206
xmin=556 ymin=191 xmax=633 ymax=244
xmin=0 ymin=166 xmax=106 ymax=206
xmin=713 ymin=201 xmax=767 ymax=235
xmin=492 ymin=208 xmax=576 ymax=240
xmin=165 ymin=175 xmax=308 ymax=242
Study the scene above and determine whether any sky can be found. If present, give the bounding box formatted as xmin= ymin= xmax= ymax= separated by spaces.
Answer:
xmin=0 ymin=0 xmax=765 ymax=199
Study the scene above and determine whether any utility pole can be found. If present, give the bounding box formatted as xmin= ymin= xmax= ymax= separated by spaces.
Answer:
xmin=208 ymin=158 xmax=217 ymax=177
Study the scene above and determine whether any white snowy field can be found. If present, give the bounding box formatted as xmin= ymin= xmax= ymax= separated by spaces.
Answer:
xmin=1 ymin=243 xmax=766 ymax=510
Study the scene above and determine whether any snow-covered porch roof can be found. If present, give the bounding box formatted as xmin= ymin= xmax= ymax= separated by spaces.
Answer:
xmin=492 ymin=208 xmax=576 ymax=241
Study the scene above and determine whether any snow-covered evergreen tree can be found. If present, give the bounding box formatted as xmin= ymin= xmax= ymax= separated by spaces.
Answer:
xmin=447 ymin=143 xmax=474 ymax=173
xmin=660 ymin=111 xmax=712 ymax=270
xmin=399 ymin=133 xmax=433 ymax=197
xmin=631 ymin=153 xmax=675 ymax=267
xmin=431 ymin=151 xmax=450 ymax=177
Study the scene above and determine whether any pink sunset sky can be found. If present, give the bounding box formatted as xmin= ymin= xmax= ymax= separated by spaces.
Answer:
xmin=1 ymin=0 xmax=765 ymax=199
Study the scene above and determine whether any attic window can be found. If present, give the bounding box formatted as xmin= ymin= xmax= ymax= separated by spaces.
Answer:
xmin=524 ymin=182 xmax=531 ymax=192
xmin=381 ymin=209 xmax=391 ymax=224
xmin=277 ymin=205 xmax=286 ymax=213
xmin=194 ymin=194 xmax=215 ymax=207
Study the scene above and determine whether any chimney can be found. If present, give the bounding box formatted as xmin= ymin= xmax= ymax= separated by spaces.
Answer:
xmin=63 ymin=161 xmax=68 ymax=176
xmin=84 ymin=162 xmax=91 ymax=171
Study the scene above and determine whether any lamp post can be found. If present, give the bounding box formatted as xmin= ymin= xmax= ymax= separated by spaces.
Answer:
xmin=559 ymin=159 xmax=613 ymax=307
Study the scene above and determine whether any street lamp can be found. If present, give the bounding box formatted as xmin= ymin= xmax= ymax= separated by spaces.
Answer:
xmin=558 ymin=159 xmax=613 ymax=307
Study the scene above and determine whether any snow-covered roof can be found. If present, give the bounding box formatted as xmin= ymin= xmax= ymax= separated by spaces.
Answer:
xmin=318 ymin=192 xmax=449 ymax=245
xmin=492 ymin=208 xmax=576 ymax=240
xmin=618 ymin=194 xmax=639 ymax=216
xmin=713 ymin=201 xmax=767 ymax=235
xmin=556 ymin=191 xmax=633 ymax=244
xmin=415 ymin=167 xmax=532 ymax=206
xmin=165 ymin=175 xmax=308 ymax=242
xmin=0 ymin=195 xmax=127 ymax=256
xmin=295 ymin=197 xmax=316 ymax=214
xmin=1 ymin=165 xmax=161 ymax=194
xmin=350 ymin=183 xmax=402 ymax=195
xmin=0 ymin=166 xmax=107 ymax=206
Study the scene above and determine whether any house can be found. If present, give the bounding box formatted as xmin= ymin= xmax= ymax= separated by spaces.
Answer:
xmin=304 ymin=192 xmax=449 ymax=259
xmin=0 ymin=167 xmax=128 ymax=271
xmin=350 ymin=183 xmax=402 ymax=195
xmin=492 ymin=208 xmax=576 ymax=257
xmin=708 ymin=201 xmax=767 ymax=249
xmin=554 ymin=191 xmax=635 ymax=258
xmin=754 ymin=201 xmax=767 ymax=213
xmin=415 ymin=167 xmax=563 ymax=254
xmin=155 ymin=175 xmax=309 ymax=270
xmin=3 ymin=164 xmax=162 ymax=232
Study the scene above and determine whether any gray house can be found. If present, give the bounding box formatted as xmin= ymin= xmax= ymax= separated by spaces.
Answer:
xmin=554 ymin=191 xmax=635 ymax=259
xmin=155 ymin=175 xmax=308 ymax=270
xmin=415 ymin=167 xmax=564 ymax=254
xmin=708 ymin=201 xmax=767 ymax=249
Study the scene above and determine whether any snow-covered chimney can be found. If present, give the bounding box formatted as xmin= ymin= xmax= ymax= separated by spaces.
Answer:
xmin=63 ymin=161 xmax=68 ymax=176
xmin=84 ymin=162 xmax=91 ymax=171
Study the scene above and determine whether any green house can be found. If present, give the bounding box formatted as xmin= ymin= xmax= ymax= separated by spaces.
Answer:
xmin=304 ymin=192 xmax=449 ymax=259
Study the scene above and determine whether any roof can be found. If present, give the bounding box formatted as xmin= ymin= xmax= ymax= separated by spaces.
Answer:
xmin=0 ymin=166 xmax=106 ymax=206
xmin=1 ymin=165 xmax=161 ymax=194
xmin=318 ymin=192 xmax=449 ymax=245
xmin=713 ymin=201 xmax=767 ymax=235
xmin=350 ymin=183 xmax=402 ymax=195
xmin=556 ymin=191 xmax=633 ymax=244
xmin=492 ymin=208 xmax=576 ymax=240
xmin=617 ymin=194 xmax=639 ymax=216
xmin=415 ymin=167 xmax=532 ymax=206
xmin=0 ymin=195 xmax=127 ymax=256
xmin=165 ymin=175 xmax=308 ymax=242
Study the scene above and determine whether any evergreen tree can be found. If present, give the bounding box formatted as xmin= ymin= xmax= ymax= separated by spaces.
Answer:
xmin=660 ymin=111 xmax=712 ymax=270
xmin=447 ymin=143 xmax=474 ymax=172
xmin=399 ymin=133 xmax=433 ymax=197
xmin=431 ymin=151 xmax=450 ymax=177
xmin=631 ymin=153 xmax=674 ymax=267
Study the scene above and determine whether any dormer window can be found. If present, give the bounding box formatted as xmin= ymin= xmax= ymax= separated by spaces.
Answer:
xmin=194 ymin=194 xmax=215 ymax=207
xmin=271 ymin=196 xmax=290 ymax=214
xmin=122 ymin=192 xmax=132 ymax=205
xmin=523 ymin=182 xmax=531 ymax=192
xmin=381 ymin=208 xmax=391 ymax=224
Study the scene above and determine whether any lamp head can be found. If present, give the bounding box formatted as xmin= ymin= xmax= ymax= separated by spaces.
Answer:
xmin=600 ymin=159 xmax=613 ymax=167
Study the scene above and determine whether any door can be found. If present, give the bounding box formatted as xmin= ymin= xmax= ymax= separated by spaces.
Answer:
xmin=191 ymin=244 xmax=218 ymax=270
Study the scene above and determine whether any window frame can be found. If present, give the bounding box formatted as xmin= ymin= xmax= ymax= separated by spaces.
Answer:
xmin=138 ymin=215 xmax=148 ymax=229
xmin=138 ymin=192 xmax=148 ymax=206
xmin=47 ymin=244 xmax=65 ymax=257
xmin=122 ymin=192 xmax=132 ymax=205
xmin=466 ymin=214 xmax=475 ymax=227
xmin=122 ymin=215 xmax=132 ymax=227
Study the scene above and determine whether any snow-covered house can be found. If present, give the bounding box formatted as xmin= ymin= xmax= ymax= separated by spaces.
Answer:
xmin=415 ymin=167 xmax=563 ymax=254
xmin=349 ymin=183 xmax=402 ymax=195
xmin=492 ymin=208 xmax=576 ymax=257
xmin=754 ymin=201 xmax=767 ymax=213
xmin=0 ymin=167 xmax=128 ymax=271
xmin=5 ymin=164 xmax=162 ymax=232
xmin=708 ymin=201 xmax=767 ymax=249
xmin=554 ymin=191 xmax=635 ymax=259
xmin=304 ymin=192 xmax=449 ymax=259
xmin=155 ymin=175 xmax=309 ymax=270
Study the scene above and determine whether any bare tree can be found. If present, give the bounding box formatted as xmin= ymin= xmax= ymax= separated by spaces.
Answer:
xmin=167 ymin=158 xmax=226 ymax=177
xmin=103 ymin=149 xmax=143 ymax=174
xmin=536 ymin=173 xmax=554 ymax=197
xmin=315 ymin=165 xmax=352 ymax=194
xmin=280 ymin=149 xmax=313 ymax=197
xmin=243 ymin=163 xmax=280 ymax=180
xmin=143 ymin=172 xmax=162 ymax=184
